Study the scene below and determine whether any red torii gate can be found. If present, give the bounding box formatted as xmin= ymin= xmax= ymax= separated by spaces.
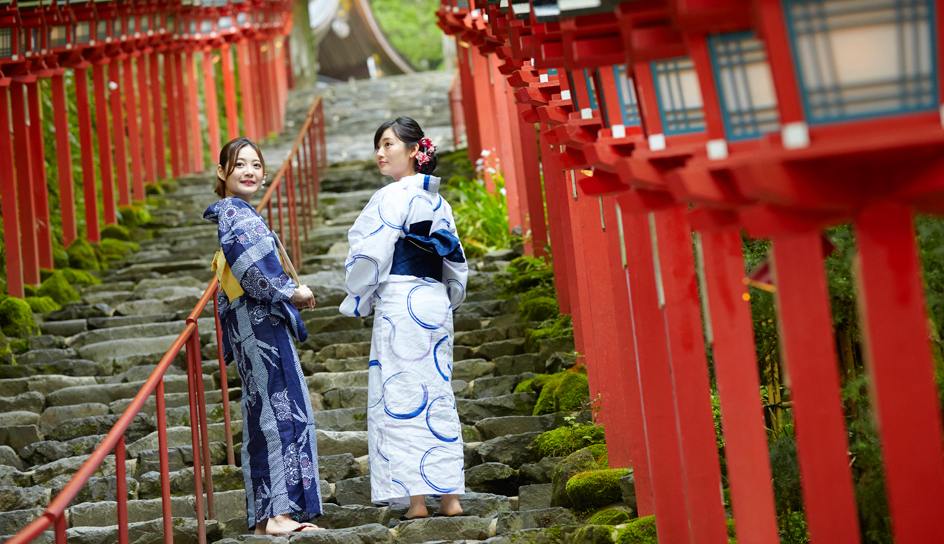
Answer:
xmin=440 ymin=0 xmax=944 ymax=542
xmin=0 ymin=0 xmax=294 ymax=299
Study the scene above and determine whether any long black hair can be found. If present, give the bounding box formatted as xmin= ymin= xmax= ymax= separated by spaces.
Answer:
xmin=373 ymin=116 xmax=438 ymax=175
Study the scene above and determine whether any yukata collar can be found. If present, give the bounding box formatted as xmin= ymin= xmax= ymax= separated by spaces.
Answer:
xmin=401 ymin=173 xmax=441 ymax=194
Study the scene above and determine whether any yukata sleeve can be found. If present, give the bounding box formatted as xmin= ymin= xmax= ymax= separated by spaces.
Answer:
xmin=441 ymin=201 xmax=469 ymax=310
xmin=218 ymin=198 xmax=296 ymax=304
xmin=340 ymin=187 xmax=408 ymax=317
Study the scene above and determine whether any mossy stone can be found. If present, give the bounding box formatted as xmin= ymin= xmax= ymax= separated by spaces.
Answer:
xmin=0 ymin=329 xmax=11 ymax=363
xmin=100 ymin=238 xmax=137 ymax=259
xmin=550 ymin=447 xmax=600 ymax=508
xmin=117 ymin=205 xmax=152 ymax=228
xmin=67 ymin=238 xmax=101 ymax=271
xmin=61 ymin=268 xmax=101 ymax=287
xmin=520 ymin=295 xmax=560 ymax=323
xmin=37 ymin=272 xmax=80 ymax=305
xmin=616 ymin=516 xmax=657 ymax=544
xmin=53 ymin=247 xmax=70 ymax=269
xmin=533 ymin=365 xmax=590 ymax=416
xmin=23 ymin=284 xmax=38 ymax=297
xmin=569 ymin=525 xmax=617 ymax=544
xmin=101 ymin=224 xmax=132 ymax=241
xmin=0 ymin=297 xmax=37 ymax=337
xmin=26 ymin=296 xmax=62 ymax=314
xmin=514 ymin=378 xmax=534 ymax=394
xmin=533 ymin=424 xmax=606 ymax=459
xmin=566 ymin=468 xmax=630 ymax=510
xmin=40 ymin=268 xmax=56 ymax=282
xmin=588 ymin=508 xmax=632 ymax=526
xmin=145 ymin=183 xmax=164 ymax=196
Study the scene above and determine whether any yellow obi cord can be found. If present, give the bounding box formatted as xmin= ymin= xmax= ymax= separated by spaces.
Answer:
xmin=212 ymin=250 xmax=244 ymax=303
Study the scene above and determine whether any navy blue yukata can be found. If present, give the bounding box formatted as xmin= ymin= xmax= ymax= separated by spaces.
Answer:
xmin=204 ymin=197 xmax=322 ymax=529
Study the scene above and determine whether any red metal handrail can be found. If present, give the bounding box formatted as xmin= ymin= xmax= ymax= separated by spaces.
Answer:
xmin=8 ymin=94 xmax=326 ymax=544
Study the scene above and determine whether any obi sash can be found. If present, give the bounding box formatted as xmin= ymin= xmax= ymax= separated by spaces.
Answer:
xmin=391 ymin=220 xmax=465 ymax=282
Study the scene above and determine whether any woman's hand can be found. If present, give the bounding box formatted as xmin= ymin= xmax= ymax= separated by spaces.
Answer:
xmin=291 ymin=285 xmax=316 ymax=309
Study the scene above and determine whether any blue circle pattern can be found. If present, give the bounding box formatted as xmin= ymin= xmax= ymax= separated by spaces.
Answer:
xmin=346 ymin=255 xmax=380 ymax=287
xmin=426 ymin=396 xmax=459 ymax=443
xmin=382 ymin=372 xmax=429 ymax=420
xmin=420 ymin=446 xmax=459 ymax=494
xmin=378 ymin=191 xmax=408 ymax=231
xmin=433 ymin=336 xmax=451 ymax=382
xmin=407 ymin=285 xmax=448 ymax=330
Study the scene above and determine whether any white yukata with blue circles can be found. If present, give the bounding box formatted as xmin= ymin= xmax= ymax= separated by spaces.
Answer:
xmin=340 ymin=173 xmax=468 ymax=505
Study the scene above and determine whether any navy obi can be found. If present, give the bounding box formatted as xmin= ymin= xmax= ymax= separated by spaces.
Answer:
xmin=391 ymin=221 xmax=466 ymax=282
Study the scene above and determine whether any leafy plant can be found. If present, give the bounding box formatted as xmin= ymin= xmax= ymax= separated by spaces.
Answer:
xmin=444 ymin=173 xmax=511 ymax=258
xmin=370 ymin=0 xmax=445 ymax=71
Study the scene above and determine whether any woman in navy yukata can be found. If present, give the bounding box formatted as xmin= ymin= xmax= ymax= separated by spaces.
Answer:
xmin=203 ymin=137 xmax=324 ymax=535
xmin=341 ymin=117 xmax=469 ymax=520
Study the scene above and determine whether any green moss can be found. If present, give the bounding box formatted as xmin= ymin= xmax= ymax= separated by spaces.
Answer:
xmin=520 ymin=295 xmax=560 ymax=323
xmin=0 ymin=329 xmax=11 ymax=362
xmin=67 ymin=238 xmax=101 ymax=271
xmin=23 ymin=285 xmax=38 ymax=298
xmin=145 ymin=183 xmax=164 ymax=196
xmin=570 ymin=525 xmax=617 ymax=544
xmin=533 ymin=365 xmax=590 ymax=416
xmin=61 ymin=268 xmax=101 ymax=287
xmin=589 ymin=508 xmax=632 ymax=526
xmin=497 ymin=256 xmax=556 ymax=296
xmin=588 ymin=443 xmax=609 ymax=468
xmin=514 ymin=378 xmax=535 ymax=394
xmin=40 ymin=268 xmax=56 ymax=282
xmin=99 ymin=239 xmax=138 ymax=266
xmin=117 ymin=205 xmax=152 ymax=228
xmin=53 ymin=248 xmax=70 ymax=269
xmin=533 ymin=424 xmax=607 ymax=458
xmin=567 ymin=468 xmax=630 ymax=511
xmin=26 ymin=296 xmax=62 ymax=314
xmin=616 ymin=516 xmax=657 ymax=544
xmin=525 ymin=314 xmax=574 ymax=353
xmin=37 ymin=272 xmax=80 ymax=305
xmin=101 ymin=224 xmax=132 ymax=241
xmin=0 ymin=298 xmax=37 ymax=337
xmin=726 ymin=518 xmax=736 ymax=540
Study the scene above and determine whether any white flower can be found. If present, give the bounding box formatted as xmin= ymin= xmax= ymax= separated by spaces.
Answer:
xmin=481 ymin=149 xmax=491 ymax=157
xmin=108 ymin=81 xmax=118 ymax=90
xmin=487 ymin=167 xmax=496 ymax=174
xmin=475 ymin=158 xmax=484 ymax=165
xmin=499 ymin=187 xmax=506 ymax=196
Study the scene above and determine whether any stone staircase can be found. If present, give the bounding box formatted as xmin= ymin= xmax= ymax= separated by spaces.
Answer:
xmin=0 ymin=72 xmax=598 ymax=544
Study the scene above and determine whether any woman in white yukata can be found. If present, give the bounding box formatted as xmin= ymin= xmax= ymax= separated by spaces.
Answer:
xmin=340 ymin=117 xmax=469 ymax=520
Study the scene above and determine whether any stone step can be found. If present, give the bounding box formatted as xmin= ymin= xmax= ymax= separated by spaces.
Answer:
xmin=303 ymin=330 xmax=373 ymax=353
xmin=473 ymin=414 xmax=574 ymax=441
xmin=306 ymin=371 xmax=368 ymax=395
xmin=137 ymin=465 xmax=246 ymax=499
xmin=0 ymin=376 xmax=99 ymax=398
xmin=45 ymin=374 xmax=214 ymax=407
xmin=62 ymin=517 xmax=221 ymax=544
xmin=128 ymin=421 xmax=241 ymax=458
xmin=87 ymin=313 xmax=177 ymax=330
xmin=69 ymin=319 xmax=216 ymax=350
xmin=316 ymin=342 xmax=371 ymax=363
xmin=312 ymin=407 xmax=366 ymax=432
xmin=323 ymin=356 xmax=368 ymax=373
xmin=456 ymin=394 xmax=536 ymax=426
xmin=66 ymin=489 xmax=245 ymax=528
xmin=73 ymin=335 xmax=192 ymax=373
xmin=134 ymin=442 xmax=231 ymax=477
xmin=44 ymin=413 xmax=153 ymax=443
xmin=108 ymin=387 xmax=239 ymax=416
xmin=0 ymin=392 xmax=45 ymax=414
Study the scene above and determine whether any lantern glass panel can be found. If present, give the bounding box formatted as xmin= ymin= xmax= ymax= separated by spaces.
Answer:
xmin=558 ymin=0 xmax=601 ymax=10
xmin=784 ymin=0 xmax=938 ymax=124
xmin=614 ymin=65 xmax=641 ymax=126
xmin=97 ymin=21 xmax=107 ymax=40
xmin=583 ymin=68 xmax=599 ymax=110
xmin=189 ymin=21 xmax=196 ymax=35
xmin=533 ymin=0 xmax=560 ymax=22
xmin=0 ymin=29 xmax=11 ymax=58
xmin=201 ymin=19 xmax=212 ymax=34
xmin=236 ymin=12 xmax=247 ymax=25
xmin=140 ymin=16 xmax=149 ymax=32
xmin=651 ymin=56 xmax=706 ymax=135
xmin=113 ymin=19 xmax=121 ymax=36
xmin=708 ymin=31 xmax=780 ymax=140
xmin=76 ymin=21 xmax=90 ymax=43
xmin=219 ymin=16 xmax=232 ymax=29
xmin=49 ymin=26 xmax=67 ymax=48
xmin=127 ymin=17 xmax=135 ymax=34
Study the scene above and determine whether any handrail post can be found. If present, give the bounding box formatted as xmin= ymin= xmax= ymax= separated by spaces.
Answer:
xmin=213 ymin=291 xmax=236 ymax=466
xmin=185 ymin=329 xmax=208 ymax=544
xmin=54 ymin=513 xmax=66 ymax=544
xmin=116 ymin=435 xmax=129 ymax=544
xmin=277 ymin=178 xmax=285 ymax=239
xmin=156 ymin=377 xmax=174 ymax=544
xmin=190 ymin=327 xmax=216 ymax=519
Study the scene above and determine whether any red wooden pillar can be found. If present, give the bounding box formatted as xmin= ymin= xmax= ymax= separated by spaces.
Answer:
xmin=221 ymin=43 xmax=239 ymax=141
xmin=10 ymin=81 xmax=40 ymax=285
xmin=252 ymin=41 xmax=270 ymax=138
xmin=0 ymin=85 xmax=23 ymax=297
xmin=202 ymin=48 xmax=222 ymax=164
xmin=150 ymin=52 xmax=168 ymax=180
xmin=236 ymin=40 xmax=258 ymax=141
xmin=122 ymin=56 xmax=144 ymax=201
xmin=173 ymin=50 xmax=191 ymax=174
xmin=109 ymin=58 xmax=131 ymax=207
xmin=855 ymin=203 xmax=944 ymax=543
xmin=50 ymin=72 xmax=77 ymax=248
xmin=514 ymin=101 xmax=547 ymax=257
xmin=619 ymin=207 xmax=692 ymax=544
xmin=698 ymin=228 xmax=780 ymax=543
xmin=93 ymin=62 xmax=117 ymax=225
xmin=74 ymin=66 xmax=100 ymax=242
xmin=26 ymin=80 xmax=53 ymax=270
xmin=456 ymin=39 xmax=481 ymax=160
xmin=561 ymin=173 xmax=597 ymax=390
xmin=490 ymin=55 xmax=524 ymax=237
xmin=652 ymin=207 xmax=728 ymax=543
xmin=267 ymin=39 xmax=280 ymax=132
xmin=538 ymin=128 xmax=572 ymax=315
xmin=471 ymin=47 xmax=498 ymax=192
xmin=185 ymin=50 xmax=203 ymax=172
xmin=770 ymin=233 xmax=861 ymax=544
xmin=137 ymin=54 xmax=156 ymax=185
xmin=163 ymin=51 xmax=181 ymax=177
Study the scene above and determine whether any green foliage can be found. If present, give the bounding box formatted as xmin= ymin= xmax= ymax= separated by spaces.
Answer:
xmin=40 ymin=269 xmax=57 ymax=283
xmin=497 ymin=256 xmax=556 ymax=297
xmin=67 ymin=238 xmax=101 ymax=271
xmin=145 ymin=183 xmax=164 ymax=196
xmin=101 ymin=224 xmax=132 ymax=241
xmin=61 ymin=268 xmax=101 ymax=287
xmin=524 ymin=313 xmax=574 ymax=353
xmin=99 ymin=238 xmax=138 ymax=265
xmin=513 ymin=378 xmax=533 ymax=394
xmin=588 ymin=508 xmax=632 ymax=526
xmin=779 ymin=511 xmax=810 ymax=544
xmin=117 ymin=205 xmax=152 ymax=229
xmin=23 ymin=285 xmax=38 ymax=298
xmin=616 ymin=516 xmax=658 ymax=544
xmin=0 ymin=298 xmax=37 ymax=337
xmin=53 ymin=248 xmax=70 ymax=270
xmin=370 ymin=0 xmax=444 ymax=71
xmin=533 ymin=365 xmax=589 ymax=416
xmin=37 ymin=272 xmax=80 ymax=305
xmin=710 ymin=393 xmax=726 ymax=476
xmin=917 ymin=215 xmax=944 ymax=337
xmin=445 ymin=174 xmax=511 ymax=258
xmin=25 ymin=296 xmax=61 ymax=315
xmin=532 ymin=422 xmax=606 ymax=458
xmin=0 ymin=329 xmax=11 ymax=363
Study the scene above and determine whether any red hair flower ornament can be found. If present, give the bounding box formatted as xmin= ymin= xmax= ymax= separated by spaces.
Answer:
xmin=420 ymin=138 xmax=436 ymax=153
xmin=416 ymin=151 xmax=431 ymax=167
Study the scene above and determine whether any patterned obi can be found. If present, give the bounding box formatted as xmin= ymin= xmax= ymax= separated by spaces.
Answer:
xmin=390 ymin=220 xmax=466 ymax=283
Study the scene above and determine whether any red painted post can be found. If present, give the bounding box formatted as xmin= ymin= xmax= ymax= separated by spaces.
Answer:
xmin=297 ymin=135 xmax=310 ymax=243
xmin=54 ymin=512 xmax=66 ymax=544
xmin=456 ymin=40 xmax=481 ymax=161
xmin=0 ymin=86 xmax=24 ymax=297
xmin=10 ymin=81 xmax=40 ymax=285
xmin=164 ymin=51 xmax=181 ymax=177
xmin=698 ymin=229 xmax=780 ymax=543
xmin=514 ymin=102 xmax=547 ymax=257
xmin=236 ymin=40 xmax=258 ymax=141
xmin=50 ymin=73 xmax=77 ymax=248
xmin=123 ymin=56 xmax=145 ymax=201
xmin=770 ymin=233 xmax=861 ymax=543
xmin=93 ymin=62 xmax=118 ymax=225
xmin=652 ymin=207 xmax=728 ymax=543
xmin=220 ymin=43 xmax=239 ymax=141
xmin=150 ymin=52 xmax=168 ymax=180
xmin=471 ymin=48 xmax=498 ymax=192
xmin=489 ymin=56 xmax=524 ymax=238
xmin=74 ymin=67 xmax=101 ymax=242
xmin=116 ymin=435 xmax=128 ymax=544
xmin=618 ymin=207 xmax=692 ymax=544
xmin=26 ymin=80 xmax=53 ymax=270
xmin=174 ymin=51 xmax=192 ymax=174
xmin=202 ymin=48 xmax=222 ymax=164
xmin=137 ymin=54 xmax=156 ymax=185
xmin=156 ymin=377 xmax=174 ymax=544
xmin=854 ymin=203 xmax=944 ymax=543
xmin=109 ymin=59 xmax=132 ymax=207
xmin=252 ymin=42 xmax=270 ymax=138
xmin=186 ymin=50 xmax=203 ymax=172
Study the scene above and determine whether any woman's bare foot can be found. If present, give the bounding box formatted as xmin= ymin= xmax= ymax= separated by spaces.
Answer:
xmin=403 ymin=495 xmax=429 ymax=520
xmin=436 ymin=494 xmax=463 ymax=517
xmin=264 ymin=514 xmax=323 ymax=535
